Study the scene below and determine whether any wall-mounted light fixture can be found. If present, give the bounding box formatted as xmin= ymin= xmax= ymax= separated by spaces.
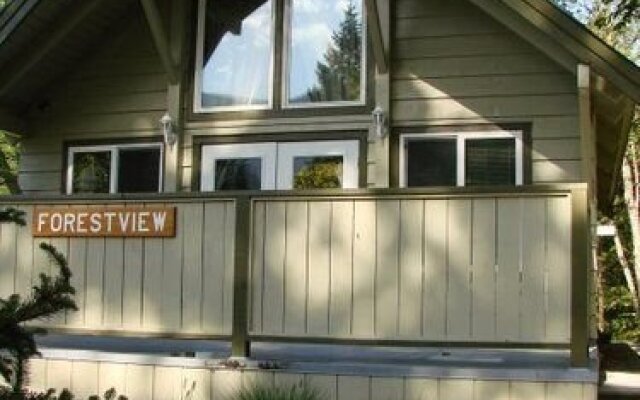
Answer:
xmin=372 ymin=106 xmax=386 ymax=139
xmin=160 ymin=113 xmax=177 ymax=147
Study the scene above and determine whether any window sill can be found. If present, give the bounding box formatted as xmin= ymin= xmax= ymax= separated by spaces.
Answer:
xmin=188 ymin=104 xmax=373 ymax=122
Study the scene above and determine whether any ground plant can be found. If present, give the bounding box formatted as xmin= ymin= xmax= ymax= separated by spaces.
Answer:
xmin=236 ymin=382 xmax=326 ymax=400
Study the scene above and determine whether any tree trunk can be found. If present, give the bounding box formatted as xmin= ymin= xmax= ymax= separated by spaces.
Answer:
xmin=623 ymin=153 xmax=640 ymax=312
xmin=614 ymin=230 xmax=640 ymax=314
xmin=630 ymin=142 xmax=640 ymax=298
xmin=594 ymin=244 xmax=607 ymax=332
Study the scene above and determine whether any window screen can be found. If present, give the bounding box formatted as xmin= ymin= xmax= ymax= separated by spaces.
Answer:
xmin=406 ymin=139 xmax=457 ymax=187
xmin=465 ymin=138 xmax=516 ymax=186
xmin=117 ymin=148 xmax=161 ymax=193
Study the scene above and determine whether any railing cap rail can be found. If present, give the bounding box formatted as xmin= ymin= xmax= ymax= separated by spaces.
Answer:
xmin=0 ymin=183 xmax=587 ymax=204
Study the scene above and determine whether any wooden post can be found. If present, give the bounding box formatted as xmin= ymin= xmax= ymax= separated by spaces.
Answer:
xmin=364 ymin=0 xmax=388 ymax=74
xmin=571 ymin=186 xmax=590 ymax=367
xmin=368 ymin=0 xmax=391 ymax=188
xmin=231 ymin=197 xmax=251 ymax=358
xmin=577 ymin=64 xmax=596 ymax=200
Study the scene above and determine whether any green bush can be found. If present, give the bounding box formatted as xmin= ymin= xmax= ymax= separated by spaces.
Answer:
xmin=605 ymin=285 xmax=640 ymax=342
xmin=0 ymin=387 xmax=73 ymax=400
xmin=236 ymin=382 xmax=325 ymax=400
xmin=0 ymin=387 xmax=127 ymax=400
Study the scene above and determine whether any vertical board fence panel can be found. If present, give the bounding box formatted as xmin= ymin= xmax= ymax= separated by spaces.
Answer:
xmin=0 ymin=200 xmax=235 ymax=337
xmin=251 ymin=193 xmax=572 ymax=343
xmin=0 ymin=205 xmax=17 ymax=298
xmin=0 ymin=189 xmax=575 ymax=344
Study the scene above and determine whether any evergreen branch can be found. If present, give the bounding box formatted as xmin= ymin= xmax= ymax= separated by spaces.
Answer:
xmin=0 ymin=208 xmax=25 ymax=226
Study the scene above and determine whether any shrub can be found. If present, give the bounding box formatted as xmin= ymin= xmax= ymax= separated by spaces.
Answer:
xmin=0 ymin=208 xmax=77 ymax=393
xmin=0 ymin=387 xmax=127 ymax=400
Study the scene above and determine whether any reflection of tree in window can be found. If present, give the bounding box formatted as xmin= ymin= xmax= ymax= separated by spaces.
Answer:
xmin=293 ymin=156 xmax=343 ymax=189
xmin=72 ymin=152 xmax=110 ymax=193
xmin=215 ymin=158 xmax=262 ymax=191
xmin=303 ymin=1 xmax=362 ymax=103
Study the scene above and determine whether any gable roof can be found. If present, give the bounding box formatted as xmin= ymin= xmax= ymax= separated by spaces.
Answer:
xmin=0 ymin=0 xmax=135 ymax=115
xmin=472 ymin=0 xmax=640 ymax=102
xmin=468 ymin=0 xmax=639 ymax=208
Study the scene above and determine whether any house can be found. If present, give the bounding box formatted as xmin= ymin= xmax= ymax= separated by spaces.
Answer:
xmin=0 ymin=0 xmax=639 ymax=398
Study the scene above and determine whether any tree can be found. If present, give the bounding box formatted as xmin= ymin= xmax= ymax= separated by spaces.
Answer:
xmin=556 ymin=0 xmax=639 ymax=30
xmin=0 ymin=209 xmax=77 ymax=394
xmin=554 ymin=0 xmax=640 ymax=340
xmin=305 ymin=1 xmax=362 ymax=102
xmin=0 ymin=133 xmax=20 ymax=195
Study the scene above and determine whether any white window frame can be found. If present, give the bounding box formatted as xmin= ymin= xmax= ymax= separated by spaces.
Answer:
xmin=193 ymin=0 xmax=367 ymax=113
xmin=193 ymin=0 xmax=276 ymax=113
xmin=200 ymin=140 xmax=360 ymax=191
xmin=200 ymin=143 xmax=277 ymax=191
xmin=399 ymin=131 xmax=524 ymax=188
xmin=66 ymin=143 xmax=164 ymax=194
xmin=277 ymin=140 xmax=359 ymax=189
xmin=281 ymin=0 xmax=367 ymax=109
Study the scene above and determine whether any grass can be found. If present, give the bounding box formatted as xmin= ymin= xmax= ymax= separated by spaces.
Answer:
xmin=236 ymin=382 xmax=325 ymax=400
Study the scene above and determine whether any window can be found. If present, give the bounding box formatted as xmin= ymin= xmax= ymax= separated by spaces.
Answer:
xmin=194 ymin=0 xmax=366 ymax=113
xmin=201 ymin=143 xmax=276 ymax=191
xmin=200 ymin=140 xmax=359 ymax=191
xmin=400 ymin=131 xmax=523 ymax=187
xmin=67 ymin=143 xmax=163 ymax=194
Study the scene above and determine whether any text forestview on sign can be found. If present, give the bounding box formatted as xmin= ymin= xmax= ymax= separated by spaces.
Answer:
xmin=32 ymin=207 xmax=176 ymax=237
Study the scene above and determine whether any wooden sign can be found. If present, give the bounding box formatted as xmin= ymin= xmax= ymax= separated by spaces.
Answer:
xmin=32 ymin=207 xmax=176 ymax=237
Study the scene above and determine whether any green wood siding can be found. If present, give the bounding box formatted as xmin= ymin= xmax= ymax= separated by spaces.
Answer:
xmin=15 ymin=0 xmax=584 ymax=192
xmin=18 ymin=9 xmax=167 ymax=194
xmin=250 ymin=194 xmax=571 ymax=344
xmin=25 ymin=357 xmax=597 ymax=400
xmin=392 ymin=0 xmax=581 ymax=184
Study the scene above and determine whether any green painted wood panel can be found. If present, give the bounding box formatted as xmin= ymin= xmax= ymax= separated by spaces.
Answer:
xmin=423 ymin=200 xmax=448 ymax=340
xmin=250 ymin=201 xmax=266 ymax=334
xmin=496 ymin=199 xmax=523 ymax=341
xmin=0 ymin=200 xmax=234 ymax=336
xmin=0 ymin=206 xmax=17 ymax=298
xmin=26 ymin=358 xmax=598 ymax=400
xmin=330 ymin=201 xmax=355 ymax=336
xmin=352 ymin=201 xmax=376 ymax=337
xmin=471 ymin=199 xmax=497 ymax=340
xmin=181 ymin=203 xmax=204 ymax=333
xmin=71 ymin=361 xmax=99 ymax=399
xmin=284 ymin=202 xmax=308 ymax=335
xmin=253 ymin=194 xmax=571 ymax=343
xmin=446 ymin=199 xmax=472 ymax=341
xmin=399 ymin=200 xmax=423 ymax=338
xmin=307 ymin=202 xmax=332 ymax=336
xmin=263 ymin=202 xmax=286 ymax=335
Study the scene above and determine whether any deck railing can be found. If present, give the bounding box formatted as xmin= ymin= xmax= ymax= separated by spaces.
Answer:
xmin=0 ymin=184 xmax=590 ymax=366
